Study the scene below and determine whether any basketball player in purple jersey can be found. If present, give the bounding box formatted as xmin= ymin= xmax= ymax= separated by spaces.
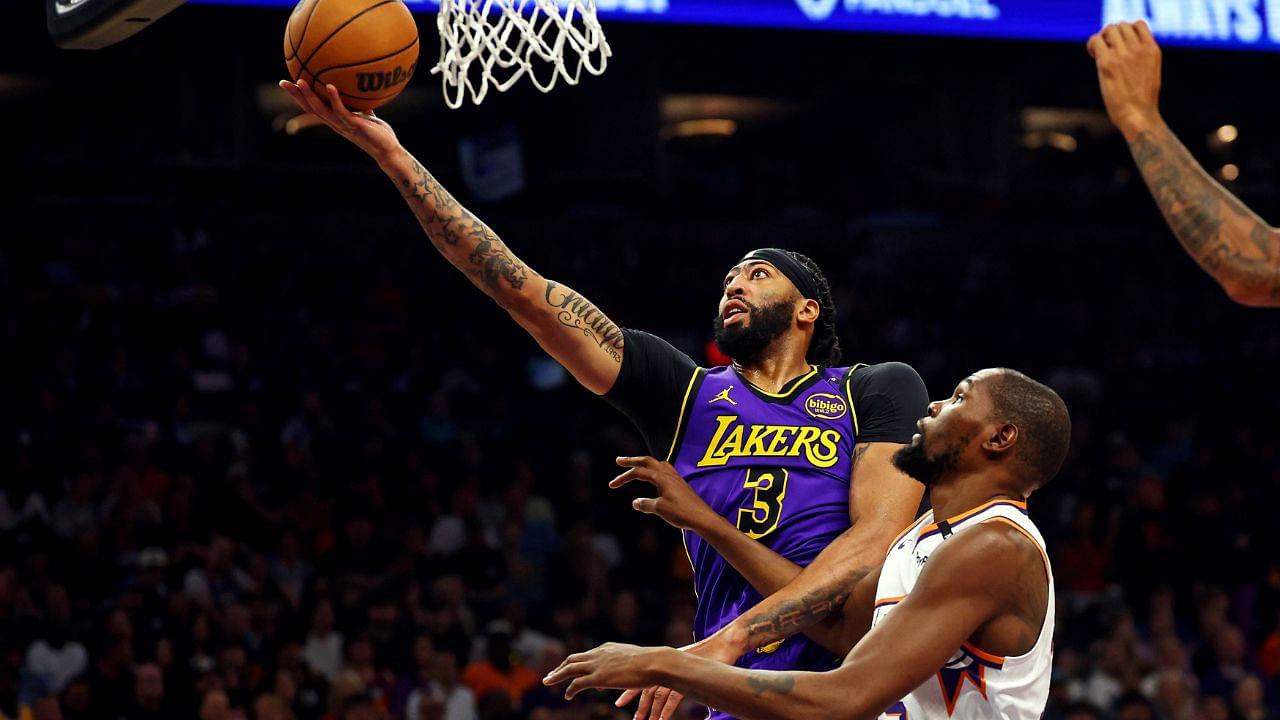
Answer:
xmin=278 ymin=79 xmax=930 ymax=719
xmin=599 ymin=248 xmax=927 ymax=720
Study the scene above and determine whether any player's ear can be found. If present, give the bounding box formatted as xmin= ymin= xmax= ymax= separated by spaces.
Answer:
xmin=983 ymin=422 xmax=1018 ymax=455
xmin=797 ymin=297 xmax=820 ymax=324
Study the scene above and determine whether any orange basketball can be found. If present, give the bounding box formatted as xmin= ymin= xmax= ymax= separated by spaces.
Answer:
xmin=284 ymin=0 xmax=419 ymax=112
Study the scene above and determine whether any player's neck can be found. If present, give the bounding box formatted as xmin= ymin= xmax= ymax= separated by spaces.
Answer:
xmin=927 ymin=475 xmax=1024 ymax=522
xmin=732 ymin=351 xmax=813 ymax=393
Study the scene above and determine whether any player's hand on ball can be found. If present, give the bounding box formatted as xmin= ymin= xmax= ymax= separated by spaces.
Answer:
xmin=611 ymin=456 xmax=716 ymax=531
xmin=543 ymin=643 xmax=670 ymax=700
xmin=1087 ymin=20 xmax=1162 ymax=136
xmin=278 ymin=79 xmax=402 ymax=163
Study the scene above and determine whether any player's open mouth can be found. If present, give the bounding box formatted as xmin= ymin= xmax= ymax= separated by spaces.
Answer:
xmin=722 ymin=301 xmax=749 ymax=326
xmin=911 ymin=418 xmax=927 ymax=445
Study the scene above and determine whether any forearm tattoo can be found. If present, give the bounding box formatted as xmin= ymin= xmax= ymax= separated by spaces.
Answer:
xmin=394 ymin=156 xmax=625 ymax=360
xmin=1129 ymin=127 xmax=1280 ymax=302
xmin=396 ymin=158 xmax=528 ymax=292
xmin=544 ymin=281 xmax=625 ymax=362
xmin=740 ymin=565 xmax=870 ymax=647
xmin=746 ymin=672 xmax=796 ymax=697
xmin=732 ymin=445 xmax=872 ymax=645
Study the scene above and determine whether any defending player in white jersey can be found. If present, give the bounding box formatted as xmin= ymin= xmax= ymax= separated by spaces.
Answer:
xmin=544 ymin=368 xmax=1070 ymax=720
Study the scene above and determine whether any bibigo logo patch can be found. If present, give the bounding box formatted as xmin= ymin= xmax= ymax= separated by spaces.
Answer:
xmin=805 ymin=393 xmax=847 ymax=420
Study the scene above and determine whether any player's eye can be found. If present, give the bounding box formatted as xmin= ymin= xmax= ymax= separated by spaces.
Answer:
xmin=752 ymin=268 xmax=768 ymax=279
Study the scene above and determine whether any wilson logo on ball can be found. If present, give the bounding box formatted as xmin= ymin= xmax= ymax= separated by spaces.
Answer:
xmin=356 ymin=63 xmax=417 ymax=93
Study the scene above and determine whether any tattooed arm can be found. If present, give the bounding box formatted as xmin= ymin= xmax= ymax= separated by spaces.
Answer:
xmin=712 ymin=442 xmax=921 ymax=657
xmin=607 ymin=442 xmax=915 ymax=658
xmin=279 ymin=79 xmax=625 ymax=393
xmin=614 ymin=442 xmax=913 ymax=720
xmin=1090 ymin=21 xmax=1280 ymax=307
xmin=1125 ymin=123 xmax=1280 ymax=306
xmin=546 ymin=524 xmax=1045 ymax=720
xmin=381 ymin=149 xmax=625 ymax=392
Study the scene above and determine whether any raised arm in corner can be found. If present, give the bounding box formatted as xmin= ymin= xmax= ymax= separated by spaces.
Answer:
xmin=1090 ymin=21 xmax=1280 ymax=307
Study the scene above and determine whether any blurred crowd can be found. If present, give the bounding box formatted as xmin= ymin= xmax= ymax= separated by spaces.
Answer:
xmin=2 ymin=198 xmax=1279 ymax=720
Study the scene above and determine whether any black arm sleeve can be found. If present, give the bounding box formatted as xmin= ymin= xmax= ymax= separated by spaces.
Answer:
xmin=602 ymin=329 xmax=701 ymax=457
xmin=848 ymin=362 xmax=930 ymax=444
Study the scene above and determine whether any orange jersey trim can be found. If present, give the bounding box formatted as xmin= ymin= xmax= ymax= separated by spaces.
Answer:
xmin=961 ymin=641 xmax=1007 ymax=668
xmin=979 ymin=516 xmax=1051 ymax=583
xmin=886 ymin=511 xmax=933 ymax=555
xmin=917 ymin=499 xmax=1027 ymax=538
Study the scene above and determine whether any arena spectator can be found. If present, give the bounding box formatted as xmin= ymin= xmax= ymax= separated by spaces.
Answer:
xmin=254 ymin=692 xmax=294 ymax=720
xmin=304 ymin=601 xmax=344 ymax=683
xmin=461 ymin=627 xmax=537 ymax=709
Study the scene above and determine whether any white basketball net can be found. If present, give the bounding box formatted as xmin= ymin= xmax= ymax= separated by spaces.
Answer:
xmin=432 ymin=0 xmax=611 ymax=109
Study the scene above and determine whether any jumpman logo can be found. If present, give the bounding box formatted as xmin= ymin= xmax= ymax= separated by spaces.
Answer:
xmin=709 ymin=386 xmax=738 ymax=406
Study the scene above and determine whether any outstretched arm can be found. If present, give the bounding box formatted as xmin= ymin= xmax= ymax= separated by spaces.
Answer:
xmin=1089 ymin=21 xmax=1280 ymax=307
xmin=547 ymin=522 xmax=1044 ymax=720
xmin=280 ymin=79 xmax=625 ymax=393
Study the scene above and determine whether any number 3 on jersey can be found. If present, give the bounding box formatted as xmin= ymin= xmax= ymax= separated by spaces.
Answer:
xmin=737 ymin=466 xmax=789 ymax=539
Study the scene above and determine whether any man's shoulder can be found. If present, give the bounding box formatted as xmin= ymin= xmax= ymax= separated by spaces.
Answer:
xmin=932 ymin=521 xmax=1045 ymax=588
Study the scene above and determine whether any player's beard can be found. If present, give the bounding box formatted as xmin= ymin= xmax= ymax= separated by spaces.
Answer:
xmin=892 ymin=433 xmax=962 ymax=487
xmin=712 ymin=299 xmax=795 ymax=365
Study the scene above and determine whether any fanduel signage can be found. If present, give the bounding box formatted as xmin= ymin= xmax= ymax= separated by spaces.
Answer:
xmin=794 ymin=0 xmax=1001 ymax=22
xmin=193 ymin=0 xmax=1280 ymax=50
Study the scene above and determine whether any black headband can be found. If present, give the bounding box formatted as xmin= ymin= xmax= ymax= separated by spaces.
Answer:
xmin=739 ymin=248 xmax=821 ymax=301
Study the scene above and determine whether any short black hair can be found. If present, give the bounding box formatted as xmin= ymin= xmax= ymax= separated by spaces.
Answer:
xmin=783 ymin=250 xmax=841 ymax=367
xmin=987 ymin=369 xmax=1071 ymax=487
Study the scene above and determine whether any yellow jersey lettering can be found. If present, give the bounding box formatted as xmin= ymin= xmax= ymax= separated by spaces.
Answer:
xmin=698 ymin=415 xmax=740 ymax=467
xmin=766 ymin=426 xmax=796 ymax=455
xmin=756 ymin=639 xmax=785 ymax=654
xmin=788 ymin=427 xmax=821 ymax=456
xmin=742 ymin=425 xmax=773 ymax=456
xmin=803 ymin=429 xmax=841 ymax=468
xmin=697 ymin=417 xmax=842 ymax=468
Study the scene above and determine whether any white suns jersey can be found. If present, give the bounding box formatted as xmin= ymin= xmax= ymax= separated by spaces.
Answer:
xmin=872 ymin=500 xmax=1054 ymax=720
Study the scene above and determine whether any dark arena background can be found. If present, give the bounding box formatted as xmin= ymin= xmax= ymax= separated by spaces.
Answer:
xmin=2 ymin=2 xmax=1280 ymax=719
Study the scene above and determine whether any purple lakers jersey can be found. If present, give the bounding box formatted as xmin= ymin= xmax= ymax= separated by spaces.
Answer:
xmin=667 ymin=364 xmax=864 ymax=701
